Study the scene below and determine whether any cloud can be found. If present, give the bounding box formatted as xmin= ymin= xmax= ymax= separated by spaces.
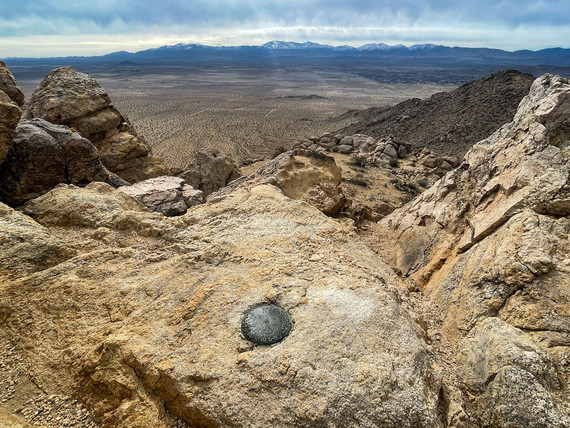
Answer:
xmin=0 ymin=0 xmax=568 ymax=56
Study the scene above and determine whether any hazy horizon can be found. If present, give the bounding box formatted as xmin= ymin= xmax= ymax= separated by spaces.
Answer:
xmin=1 ymin=0 xmax=568 ymax=58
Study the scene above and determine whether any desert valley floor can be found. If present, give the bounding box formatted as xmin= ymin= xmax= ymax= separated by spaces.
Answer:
xmin=14 ymin=65 xmax=455 ymax=168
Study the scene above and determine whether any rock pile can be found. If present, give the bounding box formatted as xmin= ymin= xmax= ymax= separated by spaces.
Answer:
xmin=295 ymin=132 xmax=411 ymax=165
xmin=380 ymin=74 xmax=570 ymax=426
xmin=25 ymin=67 xmax=169 ymax=182
xmin=1 ymin=64 xmax=569 ymax=428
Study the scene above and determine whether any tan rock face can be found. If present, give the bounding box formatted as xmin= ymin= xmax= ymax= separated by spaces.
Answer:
xmin=0 ymin=61 xmax=25 ymax=107
xmin=231 ymin=149 xmax=346 ymax=216
xmin=0 ymin=202 xmax=75 ymax=280
xmin=0 ymin=90 xmax=22 ymax=165
xmin=275 ymin=151 xmax=345 ymax=216
xmin=380 ymin=74 xmax=570 ymax=425
xmin=0 ymin=183 xmax=443 ymax=427
xmin=25 ymin=67 xmax=169 ymax=182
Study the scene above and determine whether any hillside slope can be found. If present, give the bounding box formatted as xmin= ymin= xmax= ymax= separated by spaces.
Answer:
xmin=337 ymin=69 xmax=535 ymax=157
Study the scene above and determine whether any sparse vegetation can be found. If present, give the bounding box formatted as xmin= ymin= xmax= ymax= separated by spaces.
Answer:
xmin=349 ymin=153 xmax=369 ymax=168
xmin=389 ymin=158 xmax=400 ymax=168
xmin=391 ymin=178 xmax=421 ymax=197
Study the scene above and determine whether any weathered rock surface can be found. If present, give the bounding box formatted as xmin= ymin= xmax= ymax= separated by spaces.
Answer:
xmin=0 ymin=119 xmax=126 ymax=206
xmin=179 ymin=148 xmax=242 ymax=196
xmin=0 ymin=61 xmax=25 ymax=107
xmin=25 ymin=67 xmax=168 ymax=182
xmin=0 ymin=202 xmax=75 ymax=280
xmin=380 ymin=74 xmax=570 ymax=425
xmin=20 ymin=182 xmax=176 ymax=238
xmin=228 ymin=149 xmax=347 ymax=216
xmin=0 ymin=183 xmax=443 ymax=427
xmin=118 ymin=176 xmax=204 ymax=216
xmin=0 ymin=90 xmax=22 ymax=165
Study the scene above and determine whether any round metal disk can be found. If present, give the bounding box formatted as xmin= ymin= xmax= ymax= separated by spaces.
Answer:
xmin=241 ymin=304 xmax=292 ymax=345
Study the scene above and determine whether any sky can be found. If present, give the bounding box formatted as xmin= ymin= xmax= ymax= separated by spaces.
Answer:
xmin=0 ymin=0 xmax=569 ymax=58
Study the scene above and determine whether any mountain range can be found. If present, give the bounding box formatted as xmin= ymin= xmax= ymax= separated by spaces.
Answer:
xmin=95 ymin=40 xmax=570 ymax=65
xmin=3 ymin=40 xmax=569 ymax=65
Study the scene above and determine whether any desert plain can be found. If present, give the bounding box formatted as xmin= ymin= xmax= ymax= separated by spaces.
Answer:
xmin=13 ymin=64 xmax=455 ymax=168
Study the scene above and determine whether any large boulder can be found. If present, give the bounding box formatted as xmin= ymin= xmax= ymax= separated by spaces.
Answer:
xmin=379 ymin=74 xmax=570 ymax=425
xmin=0 ymin=90 xmax=22 ymax=164
xmin=179 ymin=147 xmax=242 ymax=196
xmin=25 ymin=67 xmax=169 ymax=182
xmin=273 ymin=150 xmax=346 ymax=216
xmin=0 ymin=119 xmax=126 ymax=206
xmin=226 ymin=149 xmax=347 ymax=217
xmin=0 ymin=61 xmax=24 ymax=107
xmin=0 ymin=183 xmax=443 ymax=427
xmin=118 ymin=176 xmax=204 ymax=216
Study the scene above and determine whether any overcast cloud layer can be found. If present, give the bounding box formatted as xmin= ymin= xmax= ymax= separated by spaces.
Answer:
xmin=1 ymin=0 xmax=569 ymax=57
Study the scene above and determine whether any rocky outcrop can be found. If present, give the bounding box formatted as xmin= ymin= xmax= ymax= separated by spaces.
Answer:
xmin=380 ymin=74 xmax=570 ymax=425
xmin=295 ymin=133 xmax=411 ymax=165
xmin=0 ymin=61 xmax=25 ymax=107
xmin=226 ymin=149 xmax=347 ymax=216
xmin=25 ymin=67 xmax=168 ymax=182
xmin=0 ymin=90 xmax=22 ymax=165
xmin=0 ymin=119 xmax=127 ymax=206
xmin=118 ymin=176 xmax=204 ymax=216
xmin=0 ymin=183 xmax=443 ymax=427
xmin=179 ymin=148 xmax=242 ymax=196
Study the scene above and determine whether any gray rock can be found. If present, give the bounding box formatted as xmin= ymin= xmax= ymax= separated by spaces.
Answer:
xmin=419 ymin=154 xmax=440 ymax=168
xmin=382 ymin=144 xmax=399 ymax=159
xmin=118 ymin=176 xmax=204 ymax=216
xmin=374 ymin=142 xmax=386 ymax=153
xmin=0 ymin=119 xmax=117 ymax=206
xmin=352 ymin=135 xmax=376 ymax=151
xmin=339 ymin=136 xmax=353 ymax=146
xmin=179 ymin=148 xmax=242 ymax=196
xmin=337 ymin=144 xmax=353 ymax=154
xmin=397 ymin=145 xmax=410 ymax=158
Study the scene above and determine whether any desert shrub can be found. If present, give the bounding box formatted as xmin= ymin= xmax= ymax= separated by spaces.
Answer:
xmin=417 ymin=177 xmax=430 ymax=188
xmin=349 ymin=153 xmax=368 ymax=168
xmin=391 ymin=178 xmax=421 ymax=196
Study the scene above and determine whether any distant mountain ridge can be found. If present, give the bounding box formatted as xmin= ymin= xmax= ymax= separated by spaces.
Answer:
xmin=4 ymin=40 xmax=570 ymax=62
xmin=122 ymin=40 xmax=570 ymax=58
xmin=5 ymin=40 xmax=570 ymax=87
